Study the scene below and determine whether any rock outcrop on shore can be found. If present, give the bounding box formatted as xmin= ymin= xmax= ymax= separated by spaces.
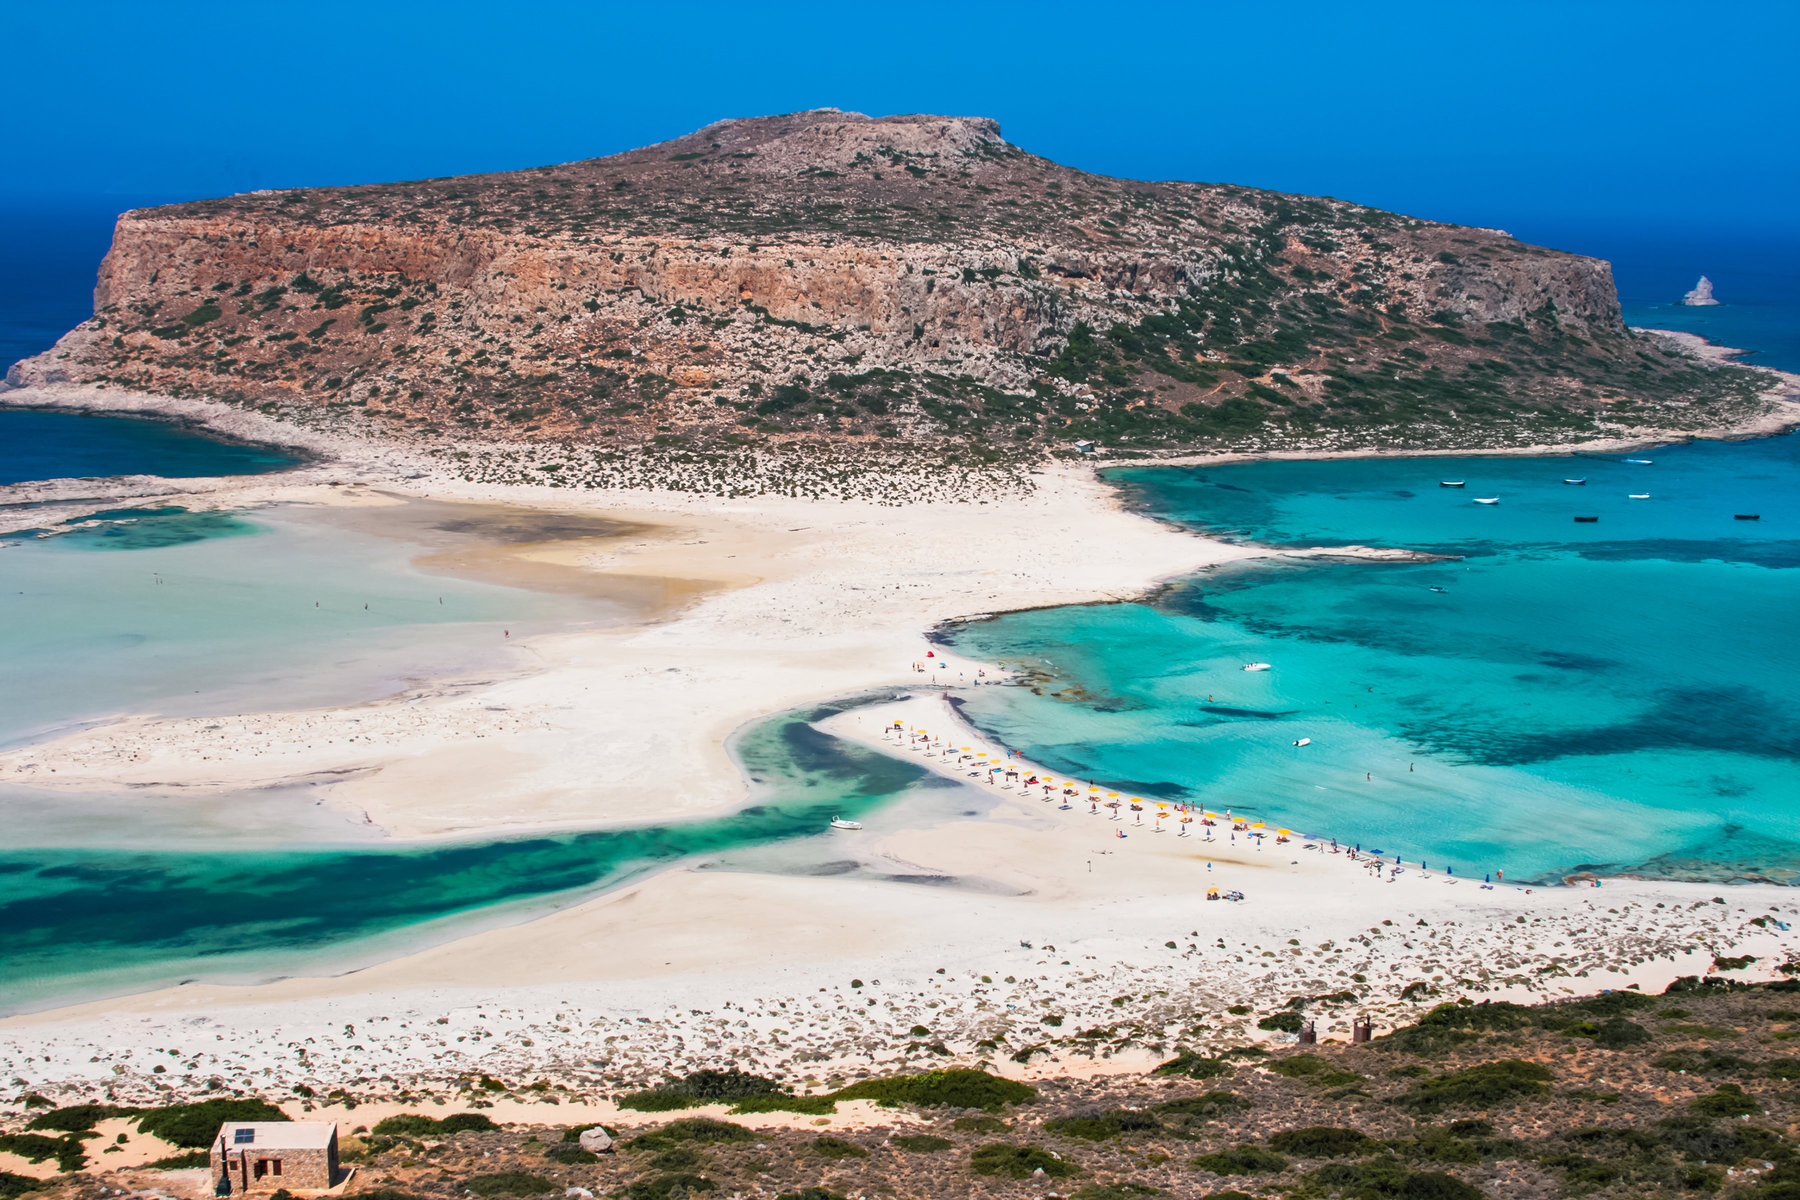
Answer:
xmin=5 ymin=111 xmax=1775 ymax=467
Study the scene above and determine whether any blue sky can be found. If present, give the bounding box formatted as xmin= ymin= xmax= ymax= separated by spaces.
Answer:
xmin=3 ymin=0 xmax=1795 ymax=242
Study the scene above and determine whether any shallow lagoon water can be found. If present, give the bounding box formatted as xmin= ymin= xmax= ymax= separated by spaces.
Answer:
xmin=0 ymin=693 xmax=937 ymax=1014
xmin=945 ymin=434 xmax=1800 ymax=885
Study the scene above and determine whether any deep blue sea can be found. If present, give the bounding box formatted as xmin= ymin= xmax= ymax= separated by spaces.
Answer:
xmin=0 ymin=200 xmax=1794 ymax=1007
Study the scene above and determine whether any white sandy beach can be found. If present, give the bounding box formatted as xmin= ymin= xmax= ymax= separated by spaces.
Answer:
xmin=1 ymin=375 xmax=1798 ymax=1128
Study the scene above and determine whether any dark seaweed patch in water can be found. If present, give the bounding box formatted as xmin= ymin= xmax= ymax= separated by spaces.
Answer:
xmin=1393 ymin=685 xmax=1798 ymax=766
xmin=1604 ymin=824 xmax=1800 ymax=885
xmin=1535 ymin=650 xmax=1619 ymax=673
xmin=1197 ymin=706 xmax=1299 ymax=720
xmin=1571 ymin=540 xmax=1800 ymax=570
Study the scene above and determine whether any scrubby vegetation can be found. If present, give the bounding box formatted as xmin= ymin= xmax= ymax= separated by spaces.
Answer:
xmin=17 ymin=977 xmax=1800 ymax=1199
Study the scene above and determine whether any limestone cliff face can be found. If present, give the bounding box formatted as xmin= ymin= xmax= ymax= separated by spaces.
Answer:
xmin=17 ymin=109 xmax=1697 ymax=456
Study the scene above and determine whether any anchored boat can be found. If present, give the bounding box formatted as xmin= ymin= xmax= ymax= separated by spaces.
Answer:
xmin=1242 ymin=662 xmax=1272 ymax=672
xmin=1474 ymin=497 xmax=1500 ymax=505
xmin=1439 ymin=481 xmax=1466 ymax=488
xmin=829 ymin=817 xmax=862 ymax=831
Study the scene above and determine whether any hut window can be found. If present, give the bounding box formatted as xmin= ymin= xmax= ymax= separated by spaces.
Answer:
xmin=234 ymin=1129 xmax=255 ymax=1144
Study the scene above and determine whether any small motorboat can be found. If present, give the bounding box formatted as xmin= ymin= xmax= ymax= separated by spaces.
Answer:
xmin=1439 ymin=481 xmax=1466 ymax=488
xmin=1573 ymin=516 xmax=1598 ymax=523
xmin=1242 ymin=662 xmax=1272 ymax=672
xmin=1563 ymin=478 xmax=1587 ymax=485
xmin=1474 ymin=497 xmax=1500 ymax=505
xmin=1292 ymin=738 xmax=1312 ymax=747
xmin=1428 ymin=586 xmax=1448 ymax=593
xmin=1625 ymin=458 xmax=1653 ymax=465
xmin=1735 ymin=514 xmax=1762 ymax=521
xmin=1628 ymin=494 xmax=1651 ymax=500
xmin=829 ymin=817 xmax=863 ymax=831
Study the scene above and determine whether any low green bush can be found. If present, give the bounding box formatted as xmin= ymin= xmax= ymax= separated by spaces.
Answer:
xmin=1306 ymin=1159 xmax=1482 ymax=1199
xmin=1153 ymin=1092 xmax=1244 ymax=1118
xmin=1257 ymin=1011 xmax=1304 ymax=1033
xmin=616 ymin=1090 xmax=703 ymax=1113
xmin=812 ymin=1136 xmax=868 ymax=1159
xmin=371 ymin=1112 xmax=497 ymax=1137
xmin=0 ymin=1173 xmax=43 ymax=1200
xmin=145 ymin=1150 xmax=211 ymax=1169
xmin=627 ymin=1119 xmax=755 ymax=1151
xmin=1692 ymin=1084 xmax=1758 ymax=1117
xmin=1193 ymin=1145 xmax=1288 ymax=1175
xmin=727 ymin=1093 xmax=835 ymax=1115
xmin=831 ymin=1069 xmax=1035 ymax=1111
xmin=1070 ymin=1185 xmax=1159 ymax=1199
xmin=25 ymin=1104 xmax=139 ymax=1133
xmin=136 ymin=1099 xmax=287 ymax=1148
xmin=970 ymin=1143 xmax=1079 ymax=1179
xmin=1043 ymin=1109 xmax=1161 ymax=1140
xmin=1267 ymin=1127 xmax=1381 ymax=1157
xmin=622 ymin=1174 xmax=715 ymax=1200
xmin=1151 ymin=1052 xmax=1232 ymax=1079
xmin=0 ymin=1134 xmax=87 ymax=1173
xmin=463 ymin=1173 xmax=555 ymax=1197
xmin=1400 ymin=1060 xmax=1554 ymax=1114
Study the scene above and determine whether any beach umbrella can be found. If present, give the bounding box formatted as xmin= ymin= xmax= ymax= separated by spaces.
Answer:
xmin=1251 ymin=821 xmax=1266 ymax=829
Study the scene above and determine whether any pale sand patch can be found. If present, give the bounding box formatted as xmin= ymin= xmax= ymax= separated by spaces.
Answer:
xmin=0 ymin=467 xmax=1254 ymax=838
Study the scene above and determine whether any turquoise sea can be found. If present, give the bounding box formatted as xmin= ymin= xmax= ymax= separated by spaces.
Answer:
xmin=945 ymin=434 xmax=1799 ymax=885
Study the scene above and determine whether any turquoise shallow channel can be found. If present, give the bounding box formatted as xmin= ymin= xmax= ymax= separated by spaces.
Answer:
xmin=944 ymin=433 xmax=1800 ymax=886
xmin=0 ymin=693 xmax=930 ymax=1014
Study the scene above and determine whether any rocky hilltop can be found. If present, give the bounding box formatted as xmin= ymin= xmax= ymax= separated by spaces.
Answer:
xmin=8 ymin=110 xmax=1774 ymax=488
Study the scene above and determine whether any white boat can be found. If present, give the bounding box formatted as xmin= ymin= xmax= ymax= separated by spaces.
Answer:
xmin=1439 ymin=481 xmax=1466 ymax=488
xmin=1563 ymin=478 xmax=1586 ymax=485
xmin=1292 ymin=738 xmax=1312 ymax=747
xmin=829 ymin=817 xmax=862 ymax=831
xmin=1473 ymin=497 xmax=1500 ymax=505
xmin=1625 ymin=458 xmax=1653 ymax=465
xmin=1628 ymin=494 xmax=1651 ymax=499
xmin=1242 ymin=663 xmax=1272 ymax=672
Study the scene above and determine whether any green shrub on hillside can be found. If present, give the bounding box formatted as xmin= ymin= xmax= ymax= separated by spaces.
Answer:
xmin=463 ymin=1174 xmax=555 ymax=1197
xmin=371 ymin=1112 xmax=497 ymax=1137
xmin=1043 ymin=1109 xmax=1162 ymax=1140
xmin=1267 ymin=1126 xmax=1381 ymax=1158
xmin=626 ymin=1119 xmax=755 ymax=1152
xmin=1152 ymin=1052 xmax=1232 ymax=1079
xmin=25 ymin=1104 xmax=140 ymax=1133
xmin=136 ymin=1099 xmax=287 ymax=1148
xmin=1193 ymin=1145 xmax=1288 ymax=1175
xmin=830 ymin=1069 xmax=1035 ymax=1111
xmin=1400 ymin=1061 xmax=1553 ymax=1114
xmin=970 ymin=1143 xmax=1079 ymax=1179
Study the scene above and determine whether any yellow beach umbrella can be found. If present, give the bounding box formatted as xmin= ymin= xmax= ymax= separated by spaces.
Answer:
xmin=1250 ymin=821 xmax=1266 ymax=829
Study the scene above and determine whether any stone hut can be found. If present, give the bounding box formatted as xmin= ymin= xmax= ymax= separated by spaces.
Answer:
xmin=209 ymin=1122 xmax=339 ymax=1194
